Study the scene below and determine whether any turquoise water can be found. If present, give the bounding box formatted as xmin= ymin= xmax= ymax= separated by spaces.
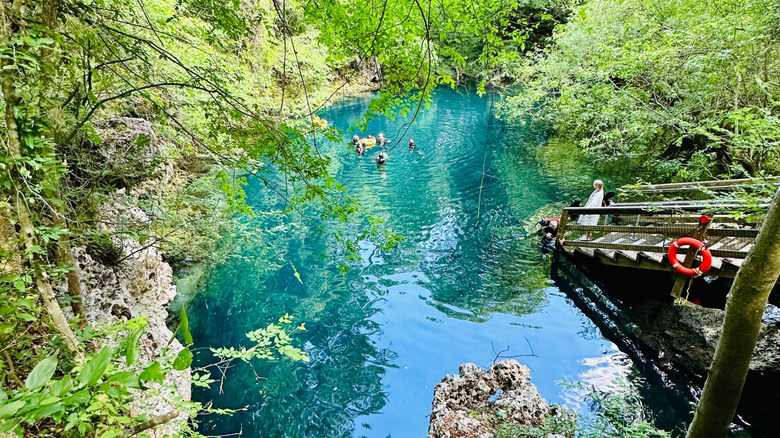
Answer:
xmin=186 ymin=88 xmax=630 ymax=437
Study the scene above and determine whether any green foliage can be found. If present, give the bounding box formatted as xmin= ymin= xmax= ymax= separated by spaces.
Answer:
xmin=85 ymin=232 xmax=124 ymax=267
xmin=503 ymin=0 xmax=780 ymax=181
xmin=210 ymin=314 xmax=309 ymax=363
xmin=0 ymin=313 xmax=309 ymax=437
xmin=495 ymin=378 xmax=669 ymax=438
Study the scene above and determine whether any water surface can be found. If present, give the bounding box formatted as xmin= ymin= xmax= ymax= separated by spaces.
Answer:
xmin=186 ymin=88 xmax=630 ymax=437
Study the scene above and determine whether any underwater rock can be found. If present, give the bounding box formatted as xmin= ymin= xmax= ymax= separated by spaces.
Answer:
xmin=627 ymin=300 xmax=780 ymax=373
xmin=429 ymin=360 xmax=567 ymax=438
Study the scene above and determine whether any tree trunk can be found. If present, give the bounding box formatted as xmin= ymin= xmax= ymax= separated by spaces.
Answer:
xmin=56 ymin=215 xmax=83 ymax=317
xmin=1 ymin=5 xmax=83 ymax=359
xmin=686 ymin=185 xmax=780 ymax=438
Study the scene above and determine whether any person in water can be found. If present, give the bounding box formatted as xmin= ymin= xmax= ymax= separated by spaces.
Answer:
xmin=536 ymin=219 xmax=559 ymax=238
xmin=408 ymin=138 xmax=416 ymax=152
xmin=356 ymin=142 xmax=365 ymax=155
xmin=375 ymin=151 xmax=388 ymax=165
xmin=352 ymin=134 xmax=361 ymax=146
xmin=539 ymin=232 xmax=556 ymax=253
xmin=377 ymin=133 xmax=391 ymax=146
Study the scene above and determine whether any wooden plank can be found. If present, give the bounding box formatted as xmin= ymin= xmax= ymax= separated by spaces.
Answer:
xmin=556 ymin=210 xmax=570 ymax=249
xmin=589 ymin=251 xmax=737 ymax=278
xmin=565 ymin=224 xmax=759 ymax=238
xmin=617 ymin=250 xmax=639 ymax=261
xmin=596 ymin=249 xmax=617 ymax=260
xmin=563 ymin=204 xmax=769 ymax=215
xmin=561 ymin=240 xmax=750 ymax=259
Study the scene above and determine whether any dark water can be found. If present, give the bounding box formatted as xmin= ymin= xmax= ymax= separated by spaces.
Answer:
xmin=184 ymin=88 xmax=636 ymax=437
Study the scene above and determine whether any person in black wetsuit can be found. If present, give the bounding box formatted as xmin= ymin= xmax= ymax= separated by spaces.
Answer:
xmin=536 ymin=219 xmax=559 ymax=238
xmin=539 ymin=232 xmax=556 ymax=253
xmin=408 ymin=138 xmax=416 ymax=152
xmin=375 ymin=151 xmax=388 ymax=165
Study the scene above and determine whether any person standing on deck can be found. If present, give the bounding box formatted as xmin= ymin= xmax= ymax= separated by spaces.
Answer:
xmin=579 ymin=179 xmax=604 ymax=240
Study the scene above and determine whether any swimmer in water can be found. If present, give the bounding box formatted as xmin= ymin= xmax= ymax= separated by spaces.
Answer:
xmin=378 ymin=132 xmax=391 ymax=146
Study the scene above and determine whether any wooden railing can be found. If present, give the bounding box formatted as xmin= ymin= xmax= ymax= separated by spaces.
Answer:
xmin=555 ymin=180 xmax=774 ymax=298
xmin=556 ymin=203 xmax=767 ymax=260
xmin=621 ymin=177 xmax=780 ymax=193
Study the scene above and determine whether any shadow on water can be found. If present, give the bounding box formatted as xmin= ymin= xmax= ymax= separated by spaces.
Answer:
xmin=551 ymin=253 xmax=780 ymax=438
xmin=183 ymin=87 xmax=662 ymax=437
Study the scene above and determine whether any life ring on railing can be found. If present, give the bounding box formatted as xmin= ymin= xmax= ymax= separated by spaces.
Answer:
xmin=667 ymin=237 xmax=712 ymax=277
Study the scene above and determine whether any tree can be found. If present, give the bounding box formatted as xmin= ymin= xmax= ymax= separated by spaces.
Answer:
xmin=686 ymin=185 xmax=780 ymax=437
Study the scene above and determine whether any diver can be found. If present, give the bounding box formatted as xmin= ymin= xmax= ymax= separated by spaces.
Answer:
xmin=352 ymin=134 xmax=362 ymax=146
xmin=408 ymin=138 xmax=416 ymax=152
xmin=356 ymin=142 xmax=365 ymax=156
xmin=375 ymin=151 xmax=388 ymax=165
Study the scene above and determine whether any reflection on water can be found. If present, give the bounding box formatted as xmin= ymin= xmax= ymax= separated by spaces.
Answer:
xmin=184 ymin=88 xmax=635 ymax=437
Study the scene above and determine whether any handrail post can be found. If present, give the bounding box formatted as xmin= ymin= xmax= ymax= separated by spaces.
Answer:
xmin=670 ymin=218 xmax=711 ymax=299
xmin=557 ymin=210 xmax=570 ymax=249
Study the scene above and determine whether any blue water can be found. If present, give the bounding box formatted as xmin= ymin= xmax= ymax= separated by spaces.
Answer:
xmin=185 ymin=87 xmax=629 ymax=437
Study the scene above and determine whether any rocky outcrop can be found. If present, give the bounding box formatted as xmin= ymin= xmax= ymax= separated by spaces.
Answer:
xmin=55 ymin=117 xmax=190 ymax=437
xmin=94 ymin=117 xmax=162 ymax=186
xmin=626 ymin=301 xmax=780 ymax=373
xmin=429 ymin=360 xmax=570 ymax=438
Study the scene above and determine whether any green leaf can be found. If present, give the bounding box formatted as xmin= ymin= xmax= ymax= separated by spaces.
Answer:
xmin=107 ymin=371 xmax=141 ymax=389
xmin=173 ymin=348 xmax=193 ymax=371
xmin=125 ymin=329 xmax=143 ymax=366
xmin=62 ymin=389 xmax=90 ymax=405
xmin=0 ymin=401 xmax=26 ymax=418
xmin=178 ymin=307 xmax=193 ymax=345
xmin=100 ymin=429 xmax=124 ymax=438
xmin=25 ymin=355 xmax=58 ymax=390
xmin=50 ymin=375 xmax=74 ymax=397
xmin=78 ymin=346 xmax=112 ymax=387
xmin=139 ymin=361 xmax=164 ymax=384
xmin=17 ymin=313 xmax=36 ymax=322
xmin=31 ymin=403 xmax=63 ymax=421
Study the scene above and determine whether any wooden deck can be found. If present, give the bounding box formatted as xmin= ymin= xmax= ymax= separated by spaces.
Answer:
xmin=554 ymin=179 xmax=777 ymax=298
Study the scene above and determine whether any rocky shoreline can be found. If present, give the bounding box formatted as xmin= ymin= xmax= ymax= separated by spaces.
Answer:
xmin=429 ymin=360 xmax=572 ymax=438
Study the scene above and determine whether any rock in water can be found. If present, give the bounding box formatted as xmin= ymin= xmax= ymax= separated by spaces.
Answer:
xmin=429 ymin=359 xmax=567 ymax=438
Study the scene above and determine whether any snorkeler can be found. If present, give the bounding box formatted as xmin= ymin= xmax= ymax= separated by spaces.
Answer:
xmin=375 ymin=151 xmax=388 ymax=165
xmin=378 ymin=133 xmax=391 ymax=146
xmin=408 ymin=138 xmax=416 ymax=152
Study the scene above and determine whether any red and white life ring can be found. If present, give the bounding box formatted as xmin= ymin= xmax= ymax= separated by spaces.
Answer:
xmin=667 ymin=237 xmax=712 ymax=277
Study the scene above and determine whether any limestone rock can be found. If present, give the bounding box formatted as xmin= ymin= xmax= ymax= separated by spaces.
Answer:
xmin=429 ymin=359 xmax=564 ymax=438
xmin=94 ymin=117 xmax=161 ymax=185
xmin=57 ymin=195 xmax=190 ymax=437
